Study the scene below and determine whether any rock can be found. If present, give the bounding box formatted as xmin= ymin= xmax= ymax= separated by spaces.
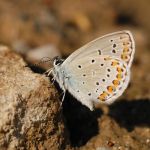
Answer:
xmin=12 ymin=40 xmax=30 ymax=55
xmin=25 ymin=44 xmax=61 ymax=70
xmin=0 ymin=46 xmax=69 ymax=150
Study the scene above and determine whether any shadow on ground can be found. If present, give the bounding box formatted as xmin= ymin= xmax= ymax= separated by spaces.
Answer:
xmin=63 ymin=94 xmax=150 ymax=147
xmin=109 ymin=99 xmax=150 ymax=131
xmin=63 ymin=91 xmax=103 ymax=147
xmin=25 ymin=63 xmax=46 ymax=74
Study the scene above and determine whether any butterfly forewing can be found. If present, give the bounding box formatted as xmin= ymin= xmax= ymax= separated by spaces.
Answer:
xmin=62 ymin=30 xmax=135 ymax=68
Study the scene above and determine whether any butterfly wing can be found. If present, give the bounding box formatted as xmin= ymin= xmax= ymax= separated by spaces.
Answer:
xmin=58 ymin=30 xmax=135 ymax=110
xmin=63 ymin=55 xmax=130 ymax=110
xmin=63 ymin=30 xmax=135 ymax=68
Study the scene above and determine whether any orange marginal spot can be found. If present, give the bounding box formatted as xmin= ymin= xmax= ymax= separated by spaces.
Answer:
xmin=117 ymin=67 xmax=124 ymax=73
xmin=112 ymin=80 xmax=120 ymax=87
xmin=123 ymin=41 xmax=129 ymax=45
xmin=107 ymin=86 xmax=115 ymax=93
xmin=121 ymin=54 xmax=128 ymax=60
xmin=98 ymin=93 xmax=106 ymax=101
xmin=123 ymin=47 xmax=129 ymax=53
xmin=103 ymin=91 xmax=109 ymax=96
xmin=98 ymin=91 xmax=109 ymax=101
xmin=116 ymin=74 xmax=123 ymax=80
xmin=104 ymin=57 xmax=111 ymax=61
xmin=111 ymin=61 xmax=119 ymax=66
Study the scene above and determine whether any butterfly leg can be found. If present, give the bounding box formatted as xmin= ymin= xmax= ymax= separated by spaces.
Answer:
xmin=58 ymin=90 xmax=66 ymax=110
xmin=44 ymin=68 xmax=56 ymax=84
xmin=44 ymin=68 xmax=53 ymax=76
xmin=51 ymin=78 xmax=55 ymax=84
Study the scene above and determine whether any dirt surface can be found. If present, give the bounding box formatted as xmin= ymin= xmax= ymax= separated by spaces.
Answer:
xmin=0 ymin=0 xmax=149 ymax=150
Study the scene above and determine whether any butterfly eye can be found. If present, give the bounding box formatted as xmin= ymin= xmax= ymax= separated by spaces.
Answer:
xmin=54 ymin=56 xmax=63 ymax=66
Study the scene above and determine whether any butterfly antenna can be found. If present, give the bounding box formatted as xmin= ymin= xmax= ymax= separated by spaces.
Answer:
xmin=25 ymin=57 xmax=52 ymax=68
xmin=35 ymin=57 xmax=52 ymax=67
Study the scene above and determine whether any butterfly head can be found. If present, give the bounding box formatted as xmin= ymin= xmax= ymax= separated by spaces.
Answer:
xmin=53 ymin=56 xmax=64 ymax=67
xmin=51 ymin=56 xmax=66 ymax=91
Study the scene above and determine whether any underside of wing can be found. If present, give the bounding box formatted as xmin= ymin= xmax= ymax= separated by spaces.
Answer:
xmin=64 ymin=56 xmax=130 ymax=110
xmin=63 ymin=30 xmax=135 ymax=68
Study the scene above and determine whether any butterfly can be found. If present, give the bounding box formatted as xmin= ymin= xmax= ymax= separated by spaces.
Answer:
xmin=47 ymin=30 xmax=135 ymax=110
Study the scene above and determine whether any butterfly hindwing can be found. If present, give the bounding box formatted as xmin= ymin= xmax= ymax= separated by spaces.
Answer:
xmin=63 ymin=55 xmax=130 ymax=110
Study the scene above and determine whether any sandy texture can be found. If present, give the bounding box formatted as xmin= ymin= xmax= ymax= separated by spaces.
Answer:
xmin=0 ymin=46 xmax=69 ymax=150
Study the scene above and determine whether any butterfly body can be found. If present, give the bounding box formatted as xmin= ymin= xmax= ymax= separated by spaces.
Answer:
xmin=51 ymin=31 xmax=135 ymax=110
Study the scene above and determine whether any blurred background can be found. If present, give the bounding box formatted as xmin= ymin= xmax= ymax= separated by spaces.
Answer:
xmin=0 ymin=0 xmax=149 ymax=149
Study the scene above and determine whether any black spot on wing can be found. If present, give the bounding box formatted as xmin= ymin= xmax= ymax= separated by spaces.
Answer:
xmin=98 ymin=50 xmax=101 ymax=55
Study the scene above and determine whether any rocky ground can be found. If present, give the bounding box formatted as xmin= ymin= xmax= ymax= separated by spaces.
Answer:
xmin=0 ymin=0 xmax=149 ymax=150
